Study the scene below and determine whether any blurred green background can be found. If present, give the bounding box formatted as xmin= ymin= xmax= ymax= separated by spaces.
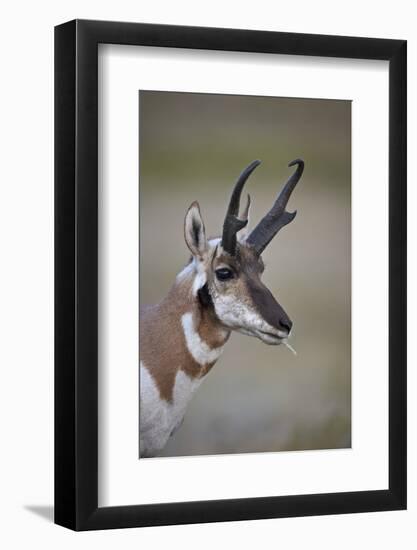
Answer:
xmin=139 ymin=91 xmax=351 ymax=457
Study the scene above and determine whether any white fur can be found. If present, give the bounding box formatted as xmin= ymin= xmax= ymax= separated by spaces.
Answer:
xmin=181 ymin=312 xmax=225 ymax=365
xmin=176 ymin=260 xmax=195 ymax=282
xmin=208 ymin=237 xmax=221 ymax=247
xmin=139 ymin=361 xmax=203 ymax=457
xmin=212 ymin=294 xmax=288 ymax=341
xmin=176 ymin=260 xmax=207 ymax=296
xmin=176 ymin=238 xmax=221 ymax=295
xmin=191 ymin=239 xmax=220 ymax=294
xmin=192 ymin=261 xmax=207 ymax=295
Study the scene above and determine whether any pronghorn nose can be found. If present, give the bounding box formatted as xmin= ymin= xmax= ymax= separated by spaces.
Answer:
xmin=279 ymin=318 xmax=292 ymax=334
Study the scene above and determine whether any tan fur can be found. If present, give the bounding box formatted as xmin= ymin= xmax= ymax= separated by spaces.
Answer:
xmin=209 ymin=245 xmax=265 ymax=306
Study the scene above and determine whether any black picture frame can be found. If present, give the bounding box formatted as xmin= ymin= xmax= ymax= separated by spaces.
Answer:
xmin=55 ymin=19 xmax=407 ymax=531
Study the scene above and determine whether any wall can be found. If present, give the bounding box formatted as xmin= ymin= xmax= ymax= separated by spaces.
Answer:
xmin=0 ymin=1 xmax=415 ymax=548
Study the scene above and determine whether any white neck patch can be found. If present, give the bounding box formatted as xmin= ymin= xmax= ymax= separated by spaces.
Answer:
xmin=181 ymin=312 xmax=225 ymax=366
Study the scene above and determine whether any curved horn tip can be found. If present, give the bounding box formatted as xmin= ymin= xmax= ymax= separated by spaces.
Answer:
xmin=288 ymin=158 xmax=304 ymax=168
xmin=243 ymin=159 xmax=261 ymax=174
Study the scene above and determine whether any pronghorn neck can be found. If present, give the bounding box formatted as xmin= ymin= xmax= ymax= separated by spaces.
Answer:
xmin=139 ymin=260 xmax=231 ymax=456
xmin=170 ymin=260 xmax=231 ymax=373
xmin=140 ymin=259 xmax=230 ymax=405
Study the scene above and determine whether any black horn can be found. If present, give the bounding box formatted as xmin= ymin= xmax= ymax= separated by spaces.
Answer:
xmin=246 ymin=159 xmax=304 ymax=254
xmin=221 ymin=160 xmax=261 ymax=255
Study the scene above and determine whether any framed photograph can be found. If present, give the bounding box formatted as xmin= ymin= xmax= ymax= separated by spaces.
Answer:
xmin=55 ymin=19 xmax=406 ymax=530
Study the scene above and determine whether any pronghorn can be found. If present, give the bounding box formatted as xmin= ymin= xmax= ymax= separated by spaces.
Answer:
xmin=139 ymin=158 xmax=304 ymax=457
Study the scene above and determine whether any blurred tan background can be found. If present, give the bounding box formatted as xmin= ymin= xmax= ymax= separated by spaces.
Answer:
xmin=139 ymin=91 xmax=351 ymax=457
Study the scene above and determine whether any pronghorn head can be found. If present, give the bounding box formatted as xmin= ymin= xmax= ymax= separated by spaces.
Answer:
xmin=183 ymin=159 xmax=304 ymax=346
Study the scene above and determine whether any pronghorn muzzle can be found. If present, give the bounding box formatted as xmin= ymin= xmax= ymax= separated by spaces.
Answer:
xmin=246 ymin=277 xmax=293 ymax=338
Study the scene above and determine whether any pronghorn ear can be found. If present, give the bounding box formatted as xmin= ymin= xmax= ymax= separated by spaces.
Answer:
xmin=184 ymin=202 xmax=208 ymax=258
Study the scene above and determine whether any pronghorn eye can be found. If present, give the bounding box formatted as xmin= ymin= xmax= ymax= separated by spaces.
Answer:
xmin=215 ymin=268 xmax=234 ymax=281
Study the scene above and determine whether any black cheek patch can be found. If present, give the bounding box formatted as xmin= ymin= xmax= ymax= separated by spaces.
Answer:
xmin=198 ymin=283 xmax=213 ymax=308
